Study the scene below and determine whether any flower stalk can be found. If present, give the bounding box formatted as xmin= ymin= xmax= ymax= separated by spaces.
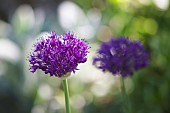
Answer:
xmin=63 ymin=79 xmax=71 ymax=113
xmin=121 ymin=77 xmax=131 ymax=113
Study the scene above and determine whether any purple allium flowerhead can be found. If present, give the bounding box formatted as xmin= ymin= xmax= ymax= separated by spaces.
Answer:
xmin=93 ymin=37 xmax=149 ymax=77
xmin=28 ymin=31 xmax=88 ymax=78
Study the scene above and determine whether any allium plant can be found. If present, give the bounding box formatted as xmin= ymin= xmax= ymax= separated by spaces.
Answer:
xmin=28 ymin=31 xmax=88 ymax=113
xmin=93 ymin=37 xmax=148 ymax=77
xmin=93 ymin=37 xmax=149 ymax=113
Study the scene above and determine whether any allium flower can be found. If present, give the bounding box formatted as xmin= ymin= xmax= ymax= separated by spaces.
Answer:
xmin=28 ymin=31 xmax=88 ymax=78
xmin=93 ymin=37 xmax=149 ymax=77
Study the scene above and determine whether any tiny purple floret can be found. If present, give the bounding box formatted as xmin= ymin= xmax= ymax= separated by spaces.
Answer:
xmin=93 ymin=37 xmax=149 ymax=77
xmin=28 ymin=31 xmax=88 ymax=77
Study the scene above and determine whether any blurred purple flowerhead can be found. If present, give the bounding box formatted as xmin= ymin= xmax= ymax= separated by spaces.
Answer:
xmin=28 ymin=31 xmax=88 ymax=78
xmin=93 ymin=37 xmax=149 ymax=77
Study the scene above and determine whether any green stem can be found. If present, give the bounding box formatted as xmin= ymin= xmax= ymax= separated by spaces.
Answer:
xmin=121 ymin=77 xmax=131 ymax=113
xmin=63 ymin=79 xmax=71 ymax=113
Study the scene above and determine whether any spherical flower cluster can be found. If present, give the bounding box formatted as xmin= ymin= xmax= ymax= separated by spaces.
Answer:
xmin=28 ymin=31 xmax=88 ymax=78
xmin=93 ymin=37 xmax=149 ymax=77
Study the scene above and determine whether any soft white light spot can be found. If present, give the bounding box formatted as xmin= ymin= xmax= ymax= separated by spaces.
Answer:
xmin=74 ymin=44 xmax=113 ymax=83
xmin=153 ymin=0 xmax=169 ymax=10
xmin=138 ymin=0 xmax=152 ymax=5
xmin=49 ymin=99 xmax=61 ymax=110
xmin=87 ymin=8 xmax=102 ymax=27
xmin=0 ymin=39 xmax=21 ymax=63
xmin=55 ymin=95 xmax=65 ymax=108
xmin=14 ymin=4 xmax=35 ymax=30
xmin=76 ymin=25 xmax=95 ymax=39
xmin=71 ymin=95 xmax=86 ymax=109
xmin=57 ymin=1 xmax=97 ymax=39
xmin=38 ymin=84 xmax=53 ymax=100
xmin=0 ymin=20 xmax=11 ymax=37
xmin=31 ymin=106 xmax=45 ymax=113
xmin=58 ymin=1 xmax=87 ymax=29
xmin=91 ymin=80 xmax=113 ymax=97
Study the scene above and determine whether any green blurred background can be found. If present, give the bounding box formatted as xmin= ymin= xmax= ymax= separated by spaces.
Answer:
xmin=0 ymin=0 xmax=170 ymax=113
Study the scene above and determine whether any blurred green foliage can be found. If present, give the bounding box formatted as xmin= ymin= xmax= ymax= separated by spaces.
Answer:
xmin=0 ymin=0 xmax=170 ymax=113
